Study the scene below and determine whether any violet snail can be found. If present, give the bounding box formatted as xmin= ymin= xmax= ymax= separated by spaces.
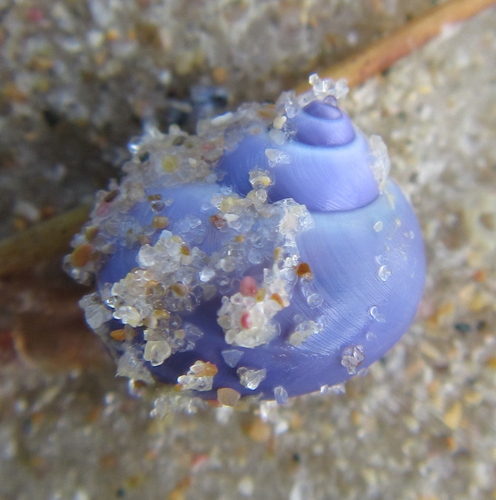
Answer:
xmin=65 ymin=75 xmax=425 ymax=405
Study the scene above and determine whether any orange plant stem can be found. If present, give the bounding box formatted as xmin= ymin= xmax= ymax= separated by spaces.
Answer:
xmin=295 ymin=0 xmax=496 ymax=93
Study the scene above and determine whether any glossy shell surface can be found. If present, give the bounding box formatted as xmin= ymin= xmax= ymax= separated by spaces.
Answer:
xmin=66 ymin=77 xmax=425 ymax=403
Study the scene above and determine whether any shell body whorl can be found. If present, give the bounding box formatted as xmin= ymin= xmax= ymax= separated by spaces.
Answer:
xmin=66 ymin=76 xmax=425 ymax=403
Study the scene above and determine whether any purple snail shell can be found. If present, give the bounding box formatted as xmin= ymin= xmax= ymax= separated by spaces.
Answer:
xmin=65 ymin=75 xmax=425 ymax=404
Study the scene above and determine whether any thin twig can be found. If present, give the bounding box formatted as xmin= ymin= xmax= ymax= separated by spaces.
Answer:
xmin=1 ymin=0 xmax=495 ymax=277
xmin=0 ymin=204 xmax=91 ymax=277
xmin=295 ymin=0 xmax=496 ymax=93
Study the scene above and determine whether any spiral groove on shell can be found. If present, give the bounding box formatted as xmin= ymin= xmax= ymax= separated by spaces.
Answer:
xmin=65 ymin=75 xmax=425 ymax=403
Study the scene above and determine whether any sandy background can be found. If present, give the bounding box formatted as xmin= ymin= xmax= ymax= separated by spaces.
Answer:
xmin=1 ymin=1 xmax=496 ymax=499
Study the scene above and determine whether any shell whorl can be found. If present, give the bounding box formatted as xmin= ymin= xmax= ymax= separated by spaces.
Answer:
xmin=219 ymin=98 xmax=380 ymax=212
xmin=65 ymin=76 xmax=425 ymax=403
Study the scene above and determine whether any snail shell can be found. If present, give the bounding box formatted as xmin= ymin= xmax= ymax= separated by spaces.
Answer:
xmin=66 ymin=76 xmax=425 ymax=403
